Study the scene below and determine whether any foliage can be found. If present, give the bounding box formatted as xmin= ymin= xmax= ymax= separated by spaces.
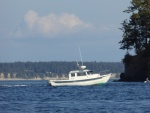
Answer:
xmin=119 ymin=0 xmax=150 ymax=55
xmin=122 ymin=53 xmax=133 ymax=64
xmin=119 ymin=0 xmax=150 ymax=82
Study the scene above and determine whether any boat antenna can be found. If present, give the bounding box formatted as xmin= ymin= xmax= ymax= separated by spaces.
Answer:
xmin=76 ymin=60 xmax=79 ymax=67
xmin=79 ymin=47 xmax=83 ymax=66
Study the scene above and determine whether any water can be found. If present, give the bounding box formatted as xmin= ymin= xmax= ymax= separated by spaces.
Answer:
xmin=0 ymin=80 xmax=150 ymax=113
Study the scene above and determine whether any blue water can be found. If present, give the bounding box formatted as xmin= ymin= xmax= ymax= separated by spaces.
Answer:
xmin=0 ymin=80 xmax=150 ymax=113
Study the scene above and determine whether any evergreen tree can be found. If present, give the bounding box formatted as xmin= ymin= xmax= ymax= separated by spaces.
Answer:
xmin=119 ymin=0 xmax=150 ymax=55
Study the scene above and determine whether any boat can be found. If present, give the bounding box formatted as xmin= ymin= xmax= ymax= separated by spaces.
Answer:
xmin=49 ymin=48 xmax=111 ymax=86
xmin=48 ymin=64 xmax=111 ymax=86
xmin=144 ymin=78 xmax=150 ymax=83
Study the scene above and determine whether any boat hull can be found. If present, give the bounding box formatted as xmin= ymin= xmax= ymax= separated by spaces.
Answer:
xmin=49 ymin=74 xmax=111 ymax=86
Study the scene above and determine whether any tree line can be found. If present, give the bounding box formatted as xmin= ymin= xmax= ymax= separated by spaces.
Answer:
xmin=0 ymin=61 xmax=124 ymax=79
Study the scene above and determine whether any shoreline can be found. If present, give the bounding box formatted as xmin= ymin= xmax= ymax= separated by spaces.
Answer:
xmin=0 ymin=76 xmax=120 ymax=81
xmin=0 ymin=73 xmax=120 ymax=81
xmin=0 ymin=77 xmax=68 ymax=81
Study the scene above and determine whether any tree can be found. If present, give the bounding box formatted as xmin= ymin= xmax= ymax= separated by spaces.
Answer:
xmin=120 ymin=0 xmax=150 ymax=55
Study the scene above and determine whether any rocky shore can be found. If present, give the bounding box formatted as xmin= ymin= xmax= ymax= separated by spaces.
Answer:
xmin=119 ymin=54 xmax=150 ymax=82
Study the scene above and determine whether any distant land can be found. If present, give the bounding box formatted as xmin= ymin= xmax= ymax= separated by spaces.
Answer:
xmin=0 ymin=61 xmax=124 ymax=80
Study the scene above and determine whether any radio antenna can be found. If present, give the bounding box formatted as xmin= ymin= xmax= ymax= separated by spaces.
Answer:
xmin=79 ymin=47 xmax=83 ymax=66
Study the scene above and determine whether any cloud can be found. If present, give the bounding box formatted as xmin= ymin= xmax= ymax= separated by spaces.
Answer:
xmin=12 ymin=10 xmax=119 ymax=38
xmin=22 ymin=10 xmax=93 ymax=37
xmin=24 ymin=10 xmax=38 ymax=30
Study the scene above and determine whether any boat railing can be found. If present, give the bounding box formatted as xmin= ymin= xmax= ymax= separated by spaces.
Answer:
xmin=99 ymin=70 xmax=110 ymax=75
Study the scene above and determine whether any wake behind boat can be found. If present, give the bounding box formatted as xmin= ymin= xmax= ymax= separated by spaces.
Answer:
xmin=48 ymin=65 xmax=111 ymax=86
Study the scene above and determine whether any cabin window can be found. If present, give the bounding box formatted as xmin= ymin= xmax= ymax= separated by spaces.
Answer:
xmin=77 ymin=72 xmax=86 ymax=76
xmin=87 ymin=71 xmax=93 ymax=75
xmin=87 ymin=72 xmax=91 ymax=75
xmin=71 ymin=73 xmax=75 ymax=77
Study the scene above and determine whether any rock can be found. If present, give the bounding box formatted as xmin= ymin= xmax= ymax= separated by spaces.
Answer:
xmin=119 ymin=54 xmax=149 ymax=82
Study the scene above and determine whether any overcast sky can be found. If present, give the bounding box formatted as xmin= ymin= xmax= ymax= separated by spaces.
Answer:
xmin=0 ymin=0 xmax=131 ymax=62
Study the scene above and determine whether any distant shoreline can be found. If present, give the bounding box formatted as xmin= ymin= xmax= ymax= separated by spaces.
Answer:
xmin=0 ymin=78 xmax=43 ymax=81
xmin=0 ymin=74 xmax=119 ymax=81
xmin=0 ymin=76 xmax=69 ymax=81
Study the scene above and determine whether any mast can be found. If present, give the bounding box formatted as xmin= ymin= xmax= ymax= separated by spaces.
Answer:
xmin=79 ymin=47 xmax=83 ymax=66
xmin=78 ymin=47 xmax=86 ymax=70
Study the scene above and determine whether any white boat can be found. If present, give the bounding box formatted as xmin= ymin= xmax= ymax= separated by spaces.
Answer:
xmin=48 ymin=65 xmax=111 ymax=86
xmin=144 ymin=78 xmax=150 ymax=83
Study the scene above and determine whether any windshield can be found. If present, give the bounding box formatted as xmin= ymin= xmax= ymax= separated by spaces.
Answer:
xmin=87 ymin=71 xmax=93 ymax=75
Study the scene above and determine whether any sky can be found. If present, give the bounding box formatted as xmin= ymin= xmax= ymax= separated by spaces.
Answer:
xmin=0 ymin=0 xmax=131 ymax=62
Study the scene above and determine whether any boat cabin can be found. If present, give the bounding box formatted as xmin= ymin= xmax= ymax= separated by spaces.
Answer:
xmin=69 ymin=69 xmax=93 ymax=80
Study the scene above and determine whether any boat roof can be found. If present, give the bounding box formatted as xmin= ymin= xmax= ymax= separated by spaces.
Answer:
xmin=69 ymin=69 xmax=92 ymax=73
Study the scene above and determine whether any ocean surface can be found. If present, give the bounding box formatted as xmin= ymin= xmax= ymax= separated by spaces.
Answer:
xmin=0 ymin=80 xmax=150 ymax=113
